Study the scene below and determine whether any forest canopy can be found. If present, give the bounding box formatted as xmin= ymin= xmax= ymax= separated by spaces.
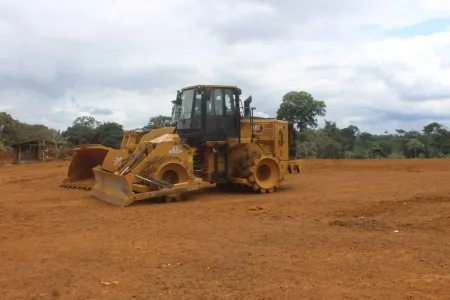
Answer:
xmin=1 ymin=92 xmax=450 ymax=159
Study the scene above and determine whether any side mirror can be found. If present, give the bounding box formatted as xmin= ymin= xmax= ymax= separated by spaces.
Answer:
xmin=175 ymin=90 xmax=182 ymax=104
xmin=244 ymin=95 xmax=252 ymax=117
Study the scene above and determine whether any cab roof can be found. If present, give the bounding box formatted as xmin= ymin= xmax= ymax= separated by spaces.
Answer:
xmin=181 ymin=84 xmax=239 ymax=91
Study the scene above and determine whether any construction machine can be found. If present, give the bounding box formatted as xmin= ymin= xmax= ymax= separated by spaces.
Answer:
xmin=61 ymin=127 xmax=176 ymax=189
xmin=90 ymin=84 xmax=304 ymax=206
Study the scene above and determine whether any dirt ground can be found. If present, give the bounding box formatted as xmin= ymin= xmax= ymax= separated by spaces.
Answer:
xmin=0 ymin=150 xmax=14 ymax=165
xmin=1 ymin=159 xmax=449 ymax=299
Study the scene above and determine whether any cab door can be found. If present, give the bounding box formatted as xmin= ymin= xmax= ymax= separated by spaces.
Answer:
xmin=204 ymin=88 xmax=239 ymax=141
xmin=191 ymin=91 xmax=203 ymax=130
xmin=223 ymin=89 xmax=239 ymax=138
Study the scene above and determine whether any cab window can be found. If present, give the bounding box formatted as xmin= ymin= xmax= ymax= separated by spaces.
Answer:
xmin=181 ymin=89 xmax=194 ymax=119
xmin=206 ymin=95 xmax=214 ymax=115
xmin=193 ymin=92 xmax=202 ymax=116
xmin=224 ymin=90 xmax=235 ymax=114
xmin=213 ymin=89 xmax=223 ymax=115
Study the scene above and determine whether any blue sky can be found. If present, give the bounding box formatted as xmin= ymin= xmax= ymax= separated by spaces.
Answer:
xmin=385 ymin=17 xmax=450 ymax=37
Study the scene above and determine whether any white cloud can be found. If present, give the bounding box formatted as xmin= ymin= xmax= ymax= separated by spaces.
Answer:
xmin=0 ymin=0 xmax=449 ymax=134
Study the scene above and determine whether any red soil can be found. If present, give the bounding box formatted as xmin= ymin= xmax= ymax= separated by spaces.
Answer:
xmin=0 ymin=159 xmax=449 ymax=299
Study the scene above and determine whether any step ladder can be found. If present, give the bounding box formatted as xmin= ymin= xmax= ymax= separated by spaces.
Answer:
xmin=213 ymin=142 xmax=229 ymax=182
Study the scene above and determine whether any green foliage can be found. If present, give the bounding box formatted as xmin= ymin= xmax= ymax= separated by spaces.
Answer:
xmin=0 ymin=139 xmax=6 ymax=151
xmin=292 ymin=121 xmax=450 ymax=159
xmin=95 ymin=122 xmax=124 ymax=149
xmin=276 ymin=91 xmax=326 ymax=131
xmin=19 ymin=124 xmax=55 ymax=141
xmin=62 ymin=124 xmax=97 ymax=145
xmin=72 ymin=116 xmax=101 ymax=129
xmin=0 ymin=112 xmax=20 ymax=145
xmin=406 ymin=138 xmax=424 ymax=158
xmin=61 ymin=116 xmax=102 ymax=146
xmin=62 ymin=117 xmax=124 ymax=148
xmin=145 ymin=115 xmax=172 ymax=129
xmin=52 ymin=130 xmax=67 ymax=159
xmin=272 ymin=90 xmax=450 ymax=159
xmin=3 ymin=89 xmax=450 ymax=162
xmin=0 ymin=112 xmax=55 ymax=147
xmin=0 ymin=112 xmax=149 ymax=150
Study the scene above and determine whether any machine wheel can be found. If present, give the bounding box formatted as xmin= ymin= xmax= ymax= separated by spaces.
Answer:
xmin=140 ymin=156 xmax=195 ymax=203
xmin=247 ymin=154 xmax=282 ymax=193
xmin=140 ymin=156 xmax=193 ymax=190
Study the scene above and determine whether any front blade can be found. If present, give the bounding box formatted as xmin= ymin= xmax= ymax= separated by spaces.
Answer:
xmin=63 ymin=145 xmax=111 ymax=189
xmin=91 ymin=167 xmax=134 ymax=207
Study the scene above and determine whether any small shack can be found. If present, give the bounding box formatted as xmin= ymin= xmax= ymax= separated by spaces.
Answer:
xmin=11 ymin=139 xmax=58 ymax=164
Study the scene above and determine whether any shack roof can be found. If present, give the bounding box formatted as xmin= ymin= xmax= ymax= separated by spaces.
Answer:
xmin=11 ymin=138 xmax=55 ymax=147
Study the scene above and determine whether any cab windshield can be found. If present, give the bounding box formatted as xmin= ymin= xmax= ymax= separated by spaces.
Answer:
xmin=181 ymin=89 xmax=195 ymax=119
xmin=171 ymin=103 xmax=181 ymax=124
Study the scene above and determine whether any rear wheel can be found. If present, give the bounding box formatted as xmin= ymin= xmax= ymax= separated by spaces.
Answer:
xmin=247 ymin=154 xmax=282 ymax=193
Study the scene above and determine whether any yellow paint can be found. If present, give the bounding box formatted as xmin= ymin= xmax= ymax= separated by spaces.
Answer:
xmin=63 ymin=127 xmax=176 ymax=190
xmin=86 ymin=85 xmax=306 ymax=206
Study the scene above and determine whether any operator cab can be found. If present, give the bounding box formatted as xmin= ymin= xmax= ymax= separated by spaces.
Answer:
xmin=173 ymin=84 xmax=242 ymax=143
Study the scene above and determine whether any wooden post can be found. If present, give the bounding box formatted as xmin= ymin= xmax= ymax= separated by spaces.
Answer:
xmin=42 ymin=140 xmax=45 ymax=161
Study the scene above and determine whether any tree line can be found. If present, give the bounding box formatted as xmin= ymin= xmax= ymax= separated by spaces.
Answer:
xmin=0 ymin=113 xmax=163 ymax=150
xmin=276 ymin=91 xmax=450 ymax=159
xmin=1 ymin=90 xmax=450 ymax=158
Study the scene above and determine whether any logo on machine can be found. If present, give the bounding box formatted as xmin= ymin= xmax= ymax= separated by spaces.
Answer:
xmin=169 ymin=145 xmax=182 ymax=154
xmin=251 ymin=124 xmax=263 ymax=132
xmin=113 ymin=157 xmax=123 ymax=166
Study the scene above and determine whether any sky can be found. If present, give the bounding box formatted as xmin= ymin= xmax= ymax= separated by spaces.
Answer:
xmin=0 ymin=0 xmax=450 ymax=134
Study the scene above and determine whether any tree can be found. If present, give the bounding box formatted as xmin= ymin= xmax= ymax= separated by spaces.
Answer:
xmin=0 ymin=113 xmax=59 ymax=146
xmin=316 ymin=134 xmax=342 ymax=158
xmin=0 ymin=112 xmax=20 ymax=145
xmin=423 ymin=122 xmax=442 ymax=135
xmin=19 ymin=123 xmax=54 ymax=141
xmin=395 ymin=129 xmax=406 ymax=137
xmin=366 ymin=142 xmax=383 ymax=158
xmin=5 ymin=93 xmax=450 ymax=161
xmin=52 ymin=130 xmax=67 ymax=159
xmin=63 ymin=116 xmax=108 ymax=146
xmin=72 ymin=116 xmax=101 ymax=129
xmin=62 ymin=124 xmax=97 ymax=146
xmin=276 ymin=91 xmax=326 ymax=132
xmin=95 ymin=122 xmax=124 ymax=149
xmin=407 ymin=138 xmax=424 ymax=158
xmin=340 ymin=125 xmax=360 ymax=150
xmin=296 ymin=129 xmax=320 ymax=157
xmin=146 ymin=115 xmax=172 ymax=129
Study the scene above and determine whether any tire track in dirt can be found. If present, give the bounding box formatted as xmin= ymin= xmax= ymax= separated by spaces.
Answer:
xmin=1 ymin=172 xmax=65 ymax=185
xmin=327 ymin=195 xmax=450 ymax=234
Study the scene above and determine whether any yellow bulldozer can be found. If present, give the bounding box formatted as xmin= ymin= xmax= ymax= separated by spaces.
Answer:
xmin=61 ymin=127 xmax=176 ymax=189
xmin=88 ymin=84 xmax=304 ymax=206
